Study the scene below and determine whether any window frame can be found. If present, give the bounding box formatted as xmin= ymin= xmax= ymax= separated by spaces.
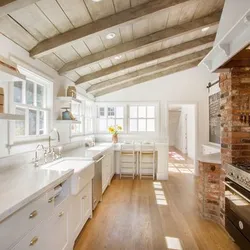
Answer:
xmin=96 ymin=102 xmax=159 ymax=135
xmin=9 ymin=66 xmax=52 ymax=144
xmin=96 ymin=104 xmax=126 ymax=134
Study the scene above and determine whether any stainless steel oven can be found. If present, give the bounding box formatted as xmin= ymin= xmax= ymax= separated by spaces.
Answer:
xmin=225 ymin=165 xmax=250 ymax=250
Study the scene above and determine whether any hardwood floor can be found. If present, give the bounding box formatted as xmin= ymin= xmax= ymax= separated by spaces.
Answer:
xmin=74 ymin=148 xmax=239 ymax=250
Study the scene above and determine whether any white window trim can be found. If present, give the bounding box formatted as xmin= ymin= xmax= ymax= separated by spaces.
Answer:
xmin=8 ymin=66 xmax=53 ymax=145
xmin=96 ymin=103 xmax=127 ymax=134
xmin=96 ymin=101 xmax=160 ymax=136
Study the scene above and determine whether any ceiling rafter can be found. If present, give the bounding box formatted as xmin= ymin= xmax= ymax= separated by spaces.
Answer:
xmin=29 ymin=0 xmax=190 ymax=58
xmin=58 ymin=11 xmax=221 ymax=74
xmin=0 ymin=0 xmax=40 ymax=17
xmin=86 ymin=48 xmax=211 ymax=94
xmin=75 ymin=34 xmax=215 ymax=85
xmin=94 ymin=59 xmax=201 ymax=97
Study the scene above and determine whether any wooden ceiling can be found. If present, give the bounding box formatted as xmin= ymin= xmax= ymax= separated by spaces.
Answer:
xmin=0 ymin=0 xmax=225 ymax=96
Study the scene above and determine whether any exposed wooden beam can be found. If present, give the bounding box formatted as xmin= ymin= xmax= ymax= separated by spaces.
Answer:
xmin=94 ymin=59 xmax=201 ymax=97
xmin=87 ymin=48 xmax=211 ymax=94
xmin=76 ymin=34 xmax=215 ymax=85
xmin=0 ymin=0 xmax=40 ymax=17
xmin=30 ymin=0 xmax=190 ymax=58
xmin=59 ymin=12 xmax=221 ymax=74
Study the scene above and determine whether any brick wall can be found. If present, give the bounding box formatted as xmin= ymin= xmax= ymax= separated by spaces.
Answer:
xmin=220 ymin=67 xmax=250 ymax=225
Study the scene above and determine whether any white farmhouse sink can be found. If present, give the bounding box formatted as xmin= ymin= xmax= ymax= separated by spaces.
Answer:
xmin=42 ymin=158 xmax=94 ymax=195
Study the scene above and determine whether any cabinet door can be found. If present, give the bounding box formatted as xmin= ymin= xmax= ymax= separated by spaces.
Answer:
xmin=70 ymin=191 xmax=84 ymax=241
xmin=81 ymin=183 xmax=92 ymax=225
xmin=50 ymin=199 xmax=70 ymax=250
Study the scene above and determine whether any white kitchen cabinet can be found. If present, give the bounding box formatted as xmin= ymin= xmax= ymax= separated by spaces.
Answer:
xmin=102 ymin=151 xmax=114 ymax=194
xmin=69 ymin=182 xmax=92 ymax=245
xmin=49 ymin=199 xmax=70 ymax=250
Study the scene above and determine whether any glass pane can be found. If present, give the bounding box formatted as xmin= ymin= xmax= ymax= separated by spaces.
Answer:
xmin=116 ymin=107 xmax=124 ymax=118
xmin=15 ymin=107 xmax=25 ymax=136
xmin=37 ymin=84 xmax=44 ymax=108
xmin=99 ymin=107 xmax=105 ymax=117
xmin=71 ymin=102 xmax=80 ymax=116
xmin=130 ymin=106 xmax=137 ymax=118
xmin=29 ymin=109 xmax=37 ymax=135
xmin=138 ymin=106 xmax=146 ymax=118
xmin=99 ymin=119 xmax=107 ymax=131
xmin=147 ymin=106 xmax=155 ymax=118
xmin=108 ymin=107 xmax=115 ymax=118
xmin=14 ymin=82 xmax=23 ymax=103
xmin=147 ymin=119 xmax=155 ymax=132
xmin=129 ymin=119 xmax=137 ymax=132
xmin=108 ymin=119 xmax=115 ymax=127
xmin=138 ymin=119 xmax=146 ymax=132
xmin=39 ymin=111 xmax=45 ymax=135
xmin=72 ymin=124 xmax=81 ymax=134
xmin=26 ymin=80 xmax=34 ymax=105
xmin=115 ymin=119 xmax=123 ymax=131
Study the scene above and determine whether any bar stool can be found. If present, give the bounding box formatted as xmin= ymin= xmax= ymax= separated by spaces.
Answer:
xmin=119 ymin=142 xmax=136 ymax=179
xmin=139 ymin=142 xmax=156 ymax=180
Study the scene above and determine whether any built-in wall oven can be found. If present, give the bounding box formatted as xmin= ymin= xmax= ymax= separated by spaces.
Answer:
xmin=225 ymin=164 xmax=250 ymax=250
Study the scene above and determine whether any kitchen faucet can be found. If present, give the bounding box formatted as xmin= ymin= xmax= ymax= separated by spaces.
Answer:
xmin=48 ymin=128 xmax=61 ymax=160
xmin=34 ymin=144 xmax=46 ymax=167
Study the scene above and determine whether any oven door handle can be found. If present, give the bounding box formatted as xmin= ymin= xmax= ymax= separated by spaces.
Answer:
xmin=223 ymin=181 xmax=250 ymax=203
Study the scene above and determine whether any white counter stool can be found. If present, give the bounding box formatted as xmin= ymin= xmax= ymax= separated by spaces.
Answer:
xmin=120 ymin=142 xmax=136 ymax=179
xmin=139 ymin=142 xmax=156 ymax=180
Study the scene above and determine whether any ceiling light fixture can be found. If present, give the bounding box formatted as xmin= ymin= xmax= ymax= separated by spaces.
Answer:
xmin=106 ymin=33 xmax=116 ymax=40
xmin=202 ymin=27 xmax=210 ymax=32
xmin=92 ymin=0 xmax=103 ymax=2
xmin=114 ymin=55 xmax=122 ymax=60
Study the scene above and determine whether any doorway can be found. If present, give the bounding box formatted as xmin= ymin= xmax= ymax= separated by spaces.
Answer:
xmin=167 ymin=103 xmax=198 ymax=176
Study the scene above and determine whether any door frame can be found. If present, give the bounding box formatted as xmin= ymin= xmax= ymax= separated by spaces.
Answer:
xmin=166 ymin=101 xmax=199 ymax=176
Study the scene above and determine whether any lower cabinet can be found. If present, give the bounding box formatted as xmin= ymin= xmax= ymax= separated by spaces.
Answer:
xmin=12 ymin=198 xmax=70 ymax=250
xmin=102 ymin=151 xmax=114 ymax=194
xmin=69 ymin=181 xmax=92 ymax=246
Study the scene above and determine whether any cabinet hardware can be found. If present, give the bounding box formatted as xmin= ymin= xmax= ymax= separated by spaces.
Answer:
xmin=59 ymin=211 xmax=64 ymax=217
xmin=29 ymin=210 xmax=38 ymax=219
xmin=48 ymin=197 xmax=54 ymax=203
xmin=29 ymin=236 xmax=38 ymax=246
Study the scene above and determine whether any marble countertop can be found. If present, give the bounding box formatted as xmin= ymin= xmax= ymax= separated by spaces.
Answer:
xmin=198 ymin=153 xmax=221 ymax=164
xmin=63 ymin=143 xmax=113 ymax=160
xmin=0 ymin=164 xmax=73 ymax=222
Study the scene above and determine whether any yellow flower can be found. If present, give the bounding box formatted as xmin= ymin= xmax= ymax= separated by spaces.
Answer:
xmin=117 ymin=125 xmax=122 ymax=131
xmin=108 ymin=126 xmax=115 ymax=134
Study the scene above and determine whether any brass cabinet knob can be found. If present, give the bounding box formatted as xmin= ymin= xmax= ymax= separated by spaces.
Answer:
xmin=29 ymin=236 xmax=38 ymax=246
xmin=29 ymin=210 xmax=38 ymax=219
xmin=48 ymin=197 xmax=54 ymax=203
xmin=59 ymin=211 xmax=64 ymax=217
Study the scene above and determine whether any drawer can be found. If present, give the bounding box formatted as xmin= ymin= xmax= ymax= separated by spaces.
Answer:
xmin=0 ymin=189 xmax=54 ymax=250
xmin=11 ymin=218 xmax=52 ymax=250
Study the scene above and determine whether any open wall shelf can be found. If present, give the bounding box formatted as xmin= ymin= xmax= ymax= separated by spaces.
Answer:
xmin=55 ymin=120 xmax=81 ymax=124
xmin=0 ymin=113 xmax=25 ymax=121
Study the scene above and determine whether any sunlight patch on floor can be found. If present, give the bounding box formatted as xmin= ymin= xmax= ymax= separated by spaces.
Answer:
xmin=169 ymin=151 xmax=185 ymax=161
xmin=165 ymin=237 xmax=183 ymax=250
xmin=153 ymin=182 xmax=168 ymax=205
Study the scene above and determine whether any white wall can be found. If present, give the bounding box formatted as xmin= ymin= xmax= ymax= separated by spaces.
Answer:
xmin=0 ymin=35 xmax=94 ymax=159
xmin=96 ymin=66 xmax=217 ymax=155
xmin=168 ymin=111 xmax=181 ymax=146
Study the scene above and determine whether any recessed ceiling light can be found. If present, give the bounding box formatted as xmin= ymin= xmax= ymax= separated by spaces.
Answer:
xmin=114 ymin=55 xmax=122 ymax=60
xmin=202 ymin=27 xmax=210 ymax=32
xmin=106 ymin=33 xmax=116 ymax=40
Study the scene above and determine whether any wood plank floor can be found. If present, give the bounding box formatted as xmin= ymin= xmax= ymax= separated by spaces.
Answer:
xmin=74 ymin=148 xmax=239 ymax=250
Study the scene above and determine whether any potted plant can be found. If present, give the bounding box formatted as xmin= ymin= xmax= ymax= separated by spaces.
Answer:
xmin=108 ymin=125 xmax=122 ymax=144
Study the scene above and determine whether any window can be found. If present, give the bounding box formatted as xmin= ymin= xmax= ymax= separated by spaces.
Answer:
xmin=13 ymin=75 xmax=50 ymax=139
xmin=129 ymin=105 xmax=156 ymax=132
xmin=85 ymin=101 xmax=94 ymax=134
xmin=97 ymin=105 xmax=124 ymax=132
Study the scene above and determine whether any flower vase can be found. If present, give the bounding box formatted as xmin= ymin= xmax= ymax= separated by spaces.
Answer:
xmin=112 ymin=134 xmax=118 ymax=144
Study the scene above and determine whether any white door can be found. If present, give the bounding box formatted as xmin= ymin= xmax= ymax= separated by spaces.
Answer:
xmin=183 ymin=114 xmax=188 ymax=154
